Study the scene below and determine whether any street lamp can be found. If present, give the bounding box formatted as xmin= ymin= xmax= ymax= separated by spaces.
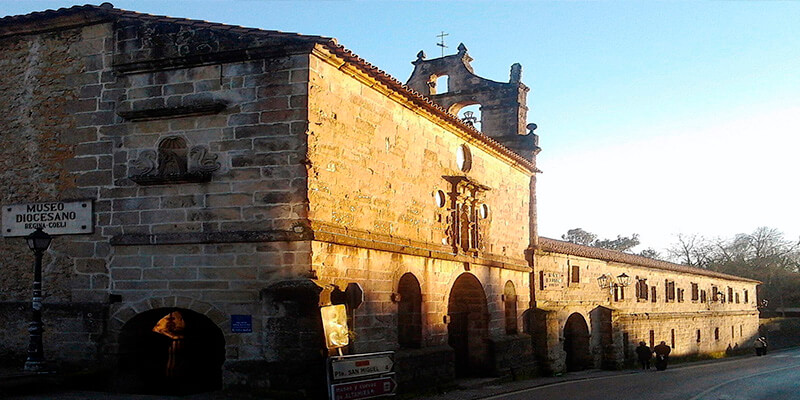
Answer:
xmin=24 ymin=227 xmax=51 ymax=372
xmin=597 ymin=273 xmax=631 ymax=294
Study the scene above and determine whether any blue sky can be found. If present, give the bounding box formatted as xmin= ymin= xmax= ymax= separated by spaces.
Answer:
xmin=3 ymin=1 xmax=800 ymax=254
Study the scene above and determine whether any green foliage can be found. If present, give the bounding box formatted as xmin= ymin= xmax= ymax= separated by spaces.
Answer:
xmin=561 ymin=228 xmax=641 ymax=253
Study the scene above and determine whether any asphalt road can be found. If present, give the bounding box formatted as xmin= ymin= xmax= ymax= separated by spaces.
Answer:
xmin=483 ymin=348 xmax=800 ymax=400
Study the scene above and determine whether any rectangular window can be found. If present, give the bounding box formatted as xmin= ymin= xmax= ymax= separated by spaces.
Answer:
xmin=714 ymin=327 xmax=720 ymax=341
xmin=671 ymin=329 xmax=675 ymax=349
xmin=677 ymin=288 xmax=684 ymax=303
xmin=728 ymin=287 xmax=733 ymax=303
xmin=539 ymin=270 xmax=545 ymax=291
xmin=650 ymin=330 xmax=655 ymax=348
xmin=712 ymin=286 xmax=719 ymax=302
xmin=651 ymin=286 xmax=657 ymax=302
xmin=571 ymin=265 xmax=580 ymax=284
xmin=665 ymin=280 xmax=676 ymax=302
xmin=636 ymin=278 xmax=649 ymax=300
xmin=697 ymin=329 xmax=701 ymax=343
xmin=614 ymin=284 xmax=625 ymax=301
xmin=732 ymin=326 xmax=735 ymax=338
xmin=744 ymin=290 xmax=749 ymax=303
xmin=735 ymin=293 xmax=740 ymax=303
xmin=691 ymin=283 xmax=699 ymax=301
xmin=700 ymin=290 xmax=707 ymax=303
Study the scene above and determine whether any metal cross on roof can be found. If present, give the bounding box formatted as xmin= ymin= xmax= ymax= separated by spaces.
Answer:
xmin=436 ymin=31 xmax=449 ymax=57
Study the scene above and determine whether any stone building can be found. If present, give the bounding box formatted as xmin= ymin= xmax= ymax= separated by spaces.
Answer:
xmin=0 ymin=3 xmax=758 ymax=397
xmin=532 ymin=238 xmax=759 ymax=373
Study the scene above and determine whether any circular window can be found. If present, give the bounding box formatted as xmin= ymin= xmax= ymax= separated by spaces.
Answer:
xmin=456 ymin=144 xmax=472 ymax=172
xmin=479 ymin=204 xmax=489 ymax=219
xmin=435 ymin=190 xmax=447 ymax=208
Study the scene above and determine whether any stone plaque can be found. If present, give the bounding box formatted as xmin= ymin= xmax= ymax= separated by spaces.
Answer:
xmin=2 ymin=200 xmax=93 ymax=237
xmin=544 ymin=272 xmax=564 ymax=289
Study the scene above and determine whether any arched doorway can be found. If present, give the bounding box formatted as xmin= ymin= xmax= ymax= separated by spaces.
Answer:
xmin=564 ymin=313 xmax=592 ymax=372
xmin=398 ymin=273 xmax=423 ymax=348
xmin=448 ymin=273 xmax=489 ymax=376
xmin=117 ymin=308 xmax=225 ymax=395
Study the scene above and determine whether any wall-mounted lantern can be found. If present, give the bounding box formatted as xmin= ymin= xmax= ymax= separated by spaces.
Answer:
xmin=597 ymin=273 xmax=630 ymax=294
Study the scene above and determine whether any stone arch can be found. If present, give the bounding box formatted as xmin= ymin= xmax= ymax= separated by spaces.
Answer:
xmin=115 ymin=306 xmax=226 ymax=394
xmin=108 ymin=296 xmax=228 ymax=339
xmin=397 ymin=272 xmax=423 ymax=348
xmin=564 ymin=312 xmax=592 ymax=372
xmin=448 ymin=273 xmax=489 ymax=377
xmin=503 ymin=281 xmax=518 ymax=335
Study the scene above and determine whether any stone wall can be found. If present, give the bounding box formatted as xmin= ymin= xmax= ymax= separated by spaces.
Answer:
xmin=0 ymin=16 xmax=318 ymax=384
xmin=306 ymin=48 xmax=533 ymax=262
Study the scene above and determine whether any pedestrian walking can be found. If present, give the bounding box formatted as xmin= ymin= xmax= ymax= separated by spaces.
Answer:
xmin=635 ymin=341 xmax=653 ymax=370
xmin=654 ymin=341 xmax=671 ymax=371
xmin=754 ymin=337 xmax=767 ymax=356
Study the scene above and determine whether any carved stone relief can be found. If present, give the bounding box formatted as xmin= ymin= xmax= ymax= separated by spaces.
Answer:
xmin=442 ymin=176 xmax=490 ymax=255
xmin=129 ymin=136 xmax=220 ymax=185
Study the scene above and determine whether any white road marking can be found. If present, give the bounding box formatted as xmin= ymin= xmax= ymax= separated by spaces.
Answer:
xmin=687 ymin=363 xmax=800 ymax=400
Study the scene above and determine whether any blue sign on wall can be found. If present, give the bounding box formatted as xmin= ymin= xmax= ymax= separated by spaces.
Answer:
xmin=231 ymin=314 xmax=252 ymax=333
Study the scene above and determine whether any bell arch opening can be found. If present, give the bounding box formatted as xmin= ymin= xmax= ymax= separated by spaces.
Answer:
xmin=116 ymin=307 xmax=225 ymax=395
xmin=564 ymin=312 xmax=592 ymax=372
xmin=447 ymin=273 xmax=489 ymax=377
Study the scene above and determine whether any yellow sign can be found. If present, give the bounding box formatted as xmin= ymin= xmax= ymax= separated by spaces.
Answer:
xmin=321 ymin=304 xmax=349 ymax=349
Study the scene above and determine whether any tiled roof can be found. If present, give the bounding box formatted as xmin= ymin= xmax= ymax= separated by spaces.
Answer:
xmin=538 ymin=237 xmax=761 ymax=284
xmin=0 ymin=3 xmax=538 ymax=173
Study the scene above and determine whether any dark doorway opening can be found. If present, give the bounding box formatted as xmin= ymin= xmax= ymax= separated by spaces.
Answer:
xmin=564 ymin=313 xmax=592 ymax=372
xmin=447 ymin=274 xmax=489 ymax=377
xmin=117 ymin=308 xmax=225 ymax=395
xmin=398 ymin=273 xmax=423 ymax=348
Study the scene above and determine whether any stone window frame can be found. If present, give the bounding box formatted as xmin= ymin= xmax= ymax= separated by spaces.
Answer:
xmin=613 ymin=283 xmax=625 ymax=302
xmin=691 ymin=282 xmax=699 ymax=302
xmin=714 ymin=327 xmax=720 ymax=341
xmin=696 ymin=329 xmax=702 ymax=343
xmin=727 ymin=287 xmax=734 ymax=303
xmin=651 ymin=286 xmax=657 ymax=303
xmin=700 ymin=289 xmax=707 ymax=303
xmin=744 ymin=289 xmax=749 ymax=303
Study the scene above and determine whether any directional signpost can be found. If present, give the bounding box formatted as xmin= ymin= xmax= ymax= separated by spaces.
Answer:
xmin=332 ymin=375 xmax=397 ymax=400
xmin=332 ymin=353 xmax=393 ymax=380
xmin=328 ymin=351 xmax=396 ymax=400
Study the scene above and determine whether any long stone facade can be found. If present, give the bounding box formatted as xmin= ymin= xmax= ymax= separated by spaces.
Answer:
xmin=0 ymin=4 xmax=759 ymax=397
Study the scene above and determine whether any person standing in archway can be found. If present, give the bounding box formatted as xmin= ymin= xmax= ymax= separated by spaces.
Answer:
xmin=654 ymin=341 xmax=671 ymax=371
xmin=635 ymin=341 xmax=653 ymax=370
